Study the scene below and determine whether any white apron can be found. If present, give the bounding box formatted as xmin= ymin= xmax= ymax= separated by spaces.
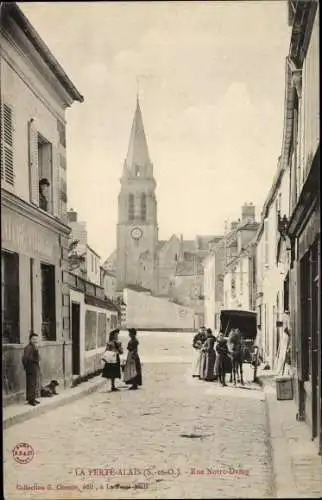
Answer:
xmin=192 ymin=349 xmax=202 ymax=376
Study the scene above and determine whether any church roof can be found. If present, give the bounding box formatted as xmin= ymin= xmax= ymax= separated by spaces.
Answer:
xmin=126 ymin=97 xmax=151 ymax=168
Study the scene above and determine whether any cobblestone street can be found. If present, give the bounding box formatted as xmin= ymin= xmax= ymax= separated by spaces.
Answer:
xmin=4 ymin=333 xmax=273 ymax=499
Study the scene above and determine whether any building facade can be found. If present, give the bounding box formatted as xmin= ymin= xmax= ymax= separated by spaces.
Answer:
xmin=223 ymin=242 xmax=256 ymax=312
xmin=1 ymin=3 xmax=83 ymax=402
xmin=285 ymin=0 xmax=320 ymax=454
xmin=100 ymin=268 xmax=117 ymax=302
xmin=203 ymin=238 xmax=225 ymax=332
xmin=67 ymin=209 xmax=101 ymax=285
xmin=68 ymin=273 xmax=119 ymax=380
xmin=222 ymin=204 xmax=259 ymax=313
xmin=86 ymin=245 xmax=101 ymax=286
xmin=255 ymin=153 xmax=291 ymax=370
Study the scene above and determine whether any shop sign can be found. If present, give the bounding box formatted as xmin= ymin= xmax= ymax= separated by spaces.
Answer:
xmin=298 ymin=207 xmax=320 ymax=258
xmin=1 ymin=211 xmax=59 ymax=260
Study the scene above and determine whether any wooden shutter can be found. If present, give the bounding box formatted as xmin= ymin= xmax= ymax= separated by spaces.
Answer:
xmin=28 ymin=119 xmax=39 ymax=205
xmin=296 ymin=260 xmax=303 ymax=379
xmin=1 ymin=103 xmax=14 ymax=186
xmin=52 ymin=147 xmax=60 ymax=217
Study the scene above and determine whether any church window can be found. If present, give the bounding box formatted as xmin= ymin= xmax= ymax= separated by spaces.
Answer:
xmin=128 ymin=194 xmax=134 ymax=221
xmin=140 ymin=193 xmax=147 ymax=222
xmin=135 ymin=166 xmax=141 ymax=177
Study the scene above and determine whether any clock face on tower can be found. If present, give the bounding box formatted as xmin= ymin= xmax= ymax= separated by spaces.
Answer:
xmin=131 ymin=227 xmax=143 ymax=240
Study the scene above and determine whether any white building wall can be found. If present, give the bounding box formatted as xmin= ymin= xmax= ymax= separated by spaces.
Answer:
xmin=301 ymin=5 xmax=319 ymax=189
xmin=1 ymin=55 xmax=62 ymax=211
xmin=256 ymin=167 xmax=291 ymax=368
xmin=223 ymin=255 xmax=251 ymax=311
xmin=103 ymin=274 xmax=117 ymax=300
xmin=203 ymin=254 xmax=216 ymax=332
xmin=86 ymin=247 xmax=101 ymax=286
xmin=70 ymin=288 xmax=118 ymax=377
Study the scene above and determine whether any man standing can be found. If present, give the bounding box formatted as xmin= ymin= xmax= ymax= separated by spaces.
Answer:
xmin=22 ymin=333 xmax=41 ymax=406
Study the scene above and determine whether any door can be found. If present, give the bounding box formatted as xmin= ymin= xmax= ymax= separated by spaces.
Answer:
xmin=71 ymin=302 xmax=80 ymax=375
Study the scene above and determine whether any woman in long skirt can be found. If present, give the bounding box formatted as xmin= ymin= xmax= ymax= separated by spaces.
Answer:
xmin=200 ymin=328 xmax=216 ymax=381
xmin=192 ymin=327 xmax=207 ymax=377
xmin=124 ymin=328 xmax=142 ymax=390
xmin=102 ymin=329 xmax=123 ymax=392
xmin=214 ymin=333 xmax=230 ymax=386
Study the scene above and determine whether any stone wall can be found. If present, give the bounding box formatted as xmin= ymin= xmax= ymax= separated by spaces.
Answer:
xmin=123 ymin=288 xmax=196 ymax=330
xmin=3 ymin=342 xmax=72 ymax=405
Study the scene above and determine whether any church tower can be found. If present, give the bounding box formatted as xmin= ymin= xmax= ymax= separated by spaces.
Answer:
xmin=116 ymin=97 xmax=158 ymax=293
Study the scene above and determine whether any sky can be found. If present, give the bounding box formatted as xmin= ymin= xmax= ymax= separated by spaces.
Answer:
xmin=20 ymin=1 xmax=291 ymax=260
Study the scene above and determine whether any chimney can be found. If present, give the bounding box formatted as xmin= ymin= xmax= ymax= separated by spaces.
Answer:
xmin=67 ymin=208 xmax=78 ymax=223
xmin=241 ymin=202 xmax=255 ymax=223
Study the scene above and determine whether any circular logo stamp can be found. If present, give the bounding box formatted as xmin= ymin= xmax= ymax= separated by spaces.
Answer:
xmin=12 ymin=442 xmax=34 ymax=464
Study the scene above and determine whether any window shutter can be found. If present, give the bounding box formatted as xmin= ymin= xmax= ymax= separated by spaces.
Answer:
xmin=1 ymin=103 xmax=15 ymax=186
xmin=52 ymin=148 xmax=60 ymax=217
xmin=294 ymin=261 xmax=302 ymax=378
xmin=28 ymin=119 xmax=39 ymax=205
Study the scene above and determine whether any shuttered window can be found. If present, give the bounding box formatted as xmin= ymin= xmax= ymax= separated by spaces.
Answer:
xmin=28 ymin=119 xmax=39 ymax=205
xmin=140 ymin=193 xmax=147 ymax=221
xmin=128 ymin=193 xmax=135 ymax=221
xmin=1 ymin=103 xmax=15 ymax=186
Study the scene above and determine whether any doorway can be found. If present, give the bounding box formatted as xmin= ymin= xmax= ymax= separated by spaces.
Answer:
xmin=71 ymin=302 xmax=80 ymax=375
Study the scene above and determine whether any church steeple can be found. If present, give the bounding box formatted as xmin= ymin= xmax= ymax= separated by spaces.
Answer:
xmin=116 ymin=95 xmax=158 ymax=294
xmin=124 ymin=97 xmax=152 ymax=176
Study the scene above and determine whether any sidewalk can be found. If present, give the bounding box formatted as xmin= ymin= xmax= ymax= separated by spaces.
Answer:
xmin=3 ymin=375 xmax=106 ymax=430
xmin=258 ymin=369 xmax=322 ymax=498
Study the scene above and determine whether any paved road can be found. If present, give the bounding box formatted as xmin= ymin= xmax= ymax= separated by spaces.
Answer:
xmin=4 ymin=333 xmax=273 ymax=499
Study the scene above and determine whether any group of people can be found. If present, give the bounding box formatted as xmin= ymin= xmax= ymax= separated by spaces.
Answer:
xmin=21 ymin=328 xmax=142 ymax=406
xmin=192 ymin=326 xmax=242 ymax=386
xmin=101 ymin=328 xmax=142 ymax=392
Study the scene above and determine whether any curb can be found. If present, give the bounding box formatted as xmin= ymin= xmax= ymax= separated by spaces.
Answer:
xmin=3 ymin=377 xmax=106 ymax=430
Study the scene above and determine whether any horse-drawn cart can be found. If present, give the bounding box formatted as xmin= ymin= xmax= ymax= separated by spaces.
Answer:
xmin=220 ymin=309 xmax=258 ymax=379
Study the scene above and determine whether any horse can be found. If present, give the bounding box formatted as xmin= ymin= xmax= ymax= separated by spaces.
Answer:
xmin=227 ymin=329 xmax=244 ymax=385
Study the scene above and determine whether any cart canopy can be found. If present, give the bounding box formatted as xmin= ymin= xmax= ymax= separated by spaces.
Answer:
xmin=220 ymin=309 xmax=257 ymax=341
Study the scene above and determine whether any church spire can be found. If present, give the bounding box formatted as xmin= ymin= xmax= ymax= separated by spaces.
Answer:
xmin=125 ymin=97 xmax=151 ymax=169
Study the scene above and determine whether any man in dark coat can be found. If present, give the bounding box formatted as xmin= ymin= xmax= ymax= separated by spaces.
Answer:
xmin=22 ymin=333 xmax=41 ymax=406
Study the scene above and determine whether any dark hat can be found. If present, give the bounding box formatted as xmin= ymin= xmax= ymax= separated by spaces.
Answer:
xmin=29 ymin=332 xmax=38 ymax=340
xmin=39 ymin=177 xmax=50 ymax=186
xmin=109 ymin=329 xmax=120 ymax=341
xmin=128 ymin=328 xmax=137 ymax=335
xmin=206 ymin=328 xmax=212 ymax=334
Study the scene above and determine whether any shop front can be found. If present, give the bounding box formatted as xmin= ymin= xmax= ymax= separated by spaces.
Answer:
xmin=2 ymin=193 xmax=71 ymax=404
xmin=288 ymin=149 xmax=321 ymax=455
